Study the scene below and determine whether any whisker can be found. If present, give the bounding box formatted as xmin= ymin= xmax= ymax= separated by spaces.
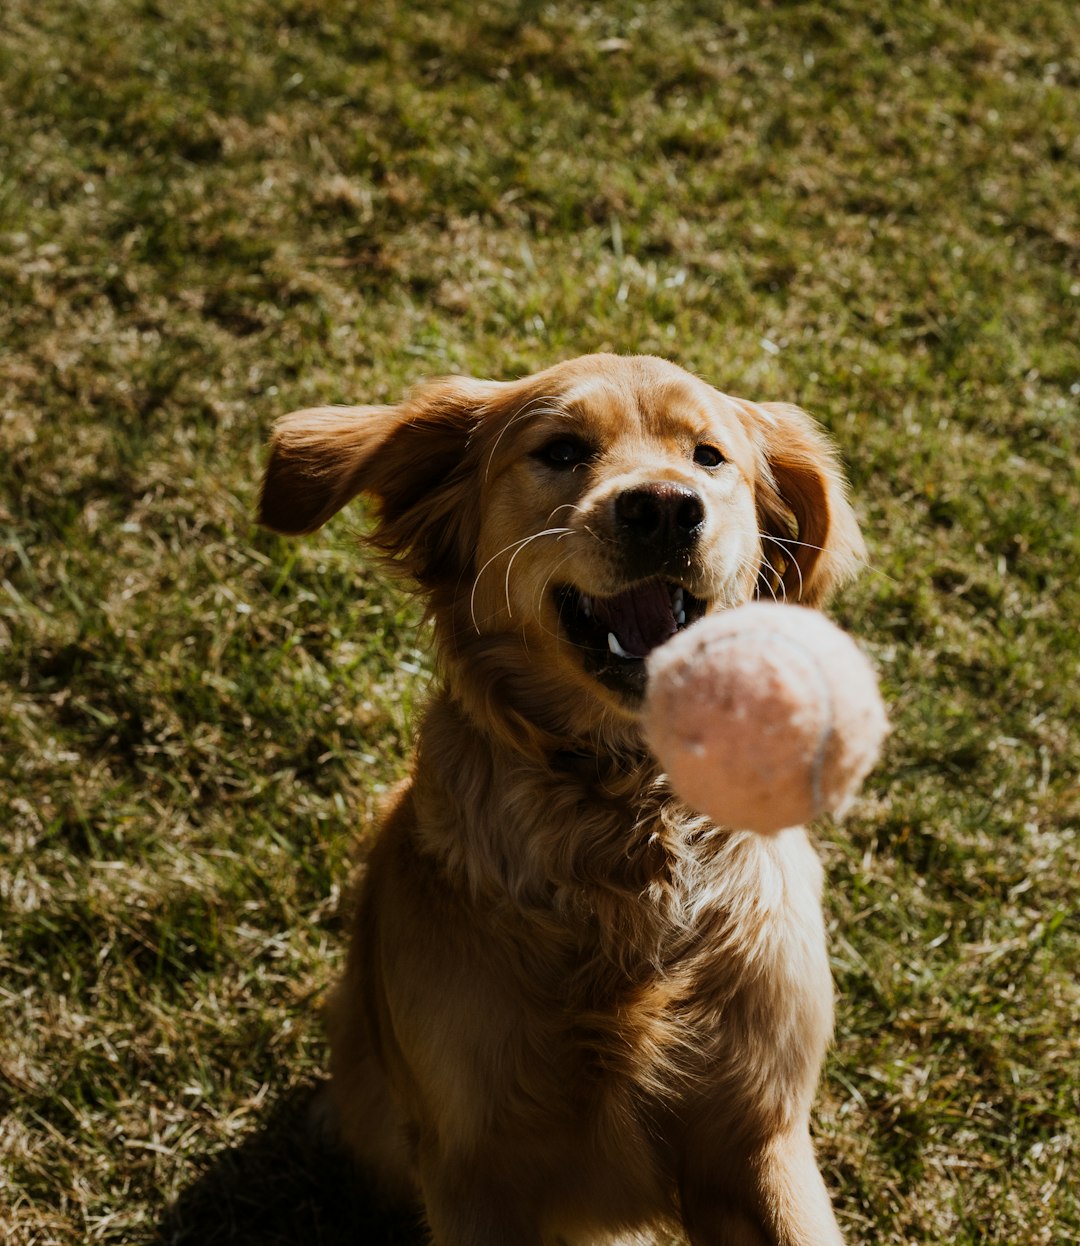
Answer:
xmin=545 ymin=501 xmax=585 ymax=524
xmin=758 ymin=532 xmax=895 ymax=588
xmin=469 ymin=526 xmax=573 ymax=632
xmin=483 ymin=394 xmax=568 ymax=483
xmin=533 ymin=548 xmax=578 ymax=633
xmin=789 ymin=547 xmax=806 ymax=600
xmin=753 ymin=563 xmax=781 ymax=604
xmin=759 ymin=533 xmax=829 ymax=556
xmin=501 ymin=528 xmax=572 ymax=619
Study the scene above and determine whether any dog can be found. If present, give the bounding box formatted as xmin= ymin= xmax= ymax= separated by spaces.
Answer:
xmin=259 ymin=354 xmax=865 ymax=1245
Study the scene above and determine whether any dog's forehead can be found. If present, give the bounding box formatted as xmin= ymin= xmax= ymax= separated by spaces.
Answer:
xmin=550 ymin=366 xmax=742 ymax=443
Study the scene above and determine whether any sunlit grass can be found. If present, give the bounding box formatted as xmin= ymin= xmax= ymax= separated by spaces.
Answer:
xmin=1 ymin=1 xmax=1077 ymax=1242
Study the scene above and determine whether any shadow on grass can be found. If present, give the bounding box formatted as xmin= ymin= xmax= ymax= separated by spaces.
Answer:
xmin=154 ymin=1083 xmax=427 ymax=1246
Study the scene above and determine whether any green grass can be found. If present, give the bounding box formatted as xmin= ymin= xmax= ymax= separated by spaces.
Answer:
xmin=1 ymin=0 xmax=1077 ymax=1242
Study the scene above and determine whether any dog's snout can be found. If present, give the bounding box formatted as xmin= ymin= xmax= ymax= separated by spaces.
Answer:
xmin=614 ymin=483 xmax=705 ymax=550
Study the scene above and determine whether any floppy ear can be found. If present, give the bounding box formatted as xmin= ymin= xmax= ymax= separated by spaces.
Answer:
xmin=258 ymin=376 xmax=501 ymax=589
xmin=738 ymin=400 xmax=866 ymax=606
xmin=258 ymin=403 xmax=399 ymax=537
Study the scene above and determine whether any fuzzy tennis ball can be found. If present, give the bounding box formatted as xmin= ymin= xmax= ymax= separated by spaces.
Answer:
xmin=644 ymin=602 xmax=887 ymax=833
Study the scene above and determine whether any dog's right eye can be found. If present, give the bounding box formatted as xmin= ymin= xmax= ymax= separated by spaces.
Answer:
xmin=537 ymin=437 xmax=590 ymax=469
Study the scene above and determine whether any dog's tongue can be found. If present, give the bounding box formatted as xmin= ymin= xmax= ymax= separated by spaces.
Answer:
xmin=592 ymin=579 xmax=677 ymax=658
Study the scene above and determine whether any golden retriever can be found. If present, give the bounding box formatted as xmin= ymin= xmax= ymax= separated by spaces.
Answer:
xmin=259 ymin=354 xmax=865 ymax=1245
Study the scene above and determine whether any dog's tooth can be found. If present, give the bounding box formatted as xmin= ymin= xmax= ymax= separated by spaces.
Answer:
xmin=676 ymin=608 xmax=686 ymax=626
xmin=672 ymin=586 xmax=684 ymax=615
xmin=582 ymin=595 xmax=592 ymax=618
xmin=608 ymin=632 xmax=631 ymax=659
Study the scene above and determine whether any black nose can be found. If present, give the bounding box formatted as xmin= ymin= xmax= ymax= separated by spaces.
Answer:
xmin=614 ymin=483 xmax=705 ymax=551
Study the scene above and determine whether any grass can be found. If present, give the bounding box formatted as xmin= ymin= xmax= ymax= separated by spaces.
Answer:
xmin=1 ymin=0 xmax=1077 ymax=1241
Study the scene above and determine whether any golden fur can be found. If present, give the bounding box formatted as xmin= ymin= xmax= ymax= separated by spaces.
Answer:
xmin=259 ymin=354 xmax=866 ymax=1245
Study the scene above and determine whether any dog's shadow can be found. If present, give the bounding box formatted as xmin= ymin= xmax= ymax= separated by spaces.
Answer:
xmin=154 ymin=1082 xmax=426 ymax=1246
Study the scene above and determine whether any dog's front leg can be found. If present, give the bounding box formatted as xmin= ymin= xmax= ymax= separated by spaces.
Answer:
xmin=417 ymin=1147 xmax=547 ymax=1246
xmin=681 ymin=1129 xmax=843 ymax=1246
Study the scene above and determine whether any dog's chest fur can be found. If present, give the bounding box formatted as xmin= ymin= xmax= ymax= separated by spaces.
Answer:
xmin=406 ymin=693 xmax=833 ymax=1138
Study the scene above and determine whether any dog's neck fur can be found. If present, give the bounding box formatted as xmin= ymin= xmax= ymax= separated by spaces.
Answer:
xmin=437 ymin=620 xmax=648 ymax=757
xmin=411 ymin=673 xmax=667 ymax=887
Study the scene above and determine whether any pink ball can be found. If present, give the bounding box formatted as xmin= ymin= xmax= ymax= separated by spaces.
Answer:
xmin=644 ymin=602 xmax=888 ymax=833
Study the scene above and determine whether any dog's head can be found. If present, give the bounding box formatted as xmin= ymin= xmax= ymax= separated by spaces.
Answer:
xmin=259 ymin=355 xmax=864 ymax=748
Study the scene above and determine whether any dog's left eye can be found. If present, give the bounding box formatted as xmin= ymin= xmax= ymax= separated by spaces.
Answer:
xmin=693 ymin=444 xmax=725 ymax=468
xmin=537 ymin=437 xmax=590 ymax=469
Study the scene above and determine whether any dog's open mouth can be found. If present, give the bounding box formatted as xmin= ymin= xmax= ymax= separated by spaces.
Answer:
xmin=556 ymin=577 xmax=708 ymax=699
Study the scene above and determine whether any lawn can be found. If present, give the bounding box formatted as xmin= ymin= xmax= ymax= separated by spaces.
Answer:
xmin=1 ymin=0 xmax=1077 ymax=1242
